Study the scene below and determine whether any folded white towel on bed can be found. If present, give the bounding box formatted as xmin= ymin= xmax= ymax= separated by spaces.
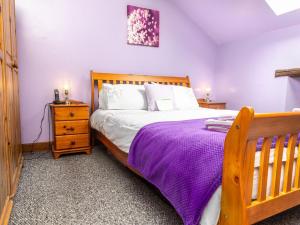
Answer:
xmin=205 ymin=117 xmax=235 ymax=132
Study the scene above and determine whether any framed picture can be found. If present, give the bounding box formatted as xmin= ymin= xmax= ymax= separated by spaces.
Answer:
xmin=127 ymin=5 xmax=160 ymax=47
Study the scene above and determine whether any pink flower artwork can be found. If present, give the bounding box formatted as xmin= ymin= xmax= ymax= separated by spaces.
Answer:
xmin=127 ymin=5 xmax=159 ymax=47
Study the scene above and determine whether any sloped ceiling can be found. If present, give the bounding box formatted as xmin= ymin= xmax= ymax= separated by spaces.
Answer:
xmin=172 ymin=0 xmax=300 ymax=44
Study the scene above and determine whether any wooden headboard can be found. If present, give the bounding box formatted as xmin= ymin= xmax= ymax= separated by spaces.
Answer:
xmin=90 ymin=71 xmax=191 ymax=112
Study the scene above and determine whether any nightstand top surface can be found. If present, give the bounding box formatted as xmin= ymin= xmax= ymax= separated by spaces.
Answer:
xmin=50 ymin=100 xmax=88 ymax=108
xmin=200 ymin=102 xmax=226 ymax=105
xmin=197 ymin=99 xmax=226 ymax=105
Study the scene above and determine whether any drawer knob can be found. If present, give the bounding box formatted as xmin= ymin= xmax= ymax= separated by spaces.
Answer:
xmin=66 ymin=127 xmax=74 ymax=131
xmin=70 ymin=141 xmax=76 ymax=145
xmin=70 ymin=112 xmax=75 ymax=117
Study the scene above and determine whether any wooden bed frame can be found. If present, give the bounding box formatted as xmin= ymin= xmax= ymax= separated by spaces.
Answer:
xmin=91 ymin=71 xmax=300 ymax=225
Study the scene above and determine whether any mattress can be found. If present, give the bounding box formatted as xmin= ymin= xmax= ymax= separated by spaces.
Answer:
xmin=90 ymin=108 xmax=298 ymax=225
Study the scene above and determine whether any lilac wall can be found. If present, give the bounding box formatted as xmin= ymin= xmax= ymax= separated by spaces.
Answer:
xmin=16 ymin=0 xmax=217 ymax=144
xmin=215 ymin=24 xmax=300 ymax=112
xmin=285 ymin=77 xmax=300 ymax=111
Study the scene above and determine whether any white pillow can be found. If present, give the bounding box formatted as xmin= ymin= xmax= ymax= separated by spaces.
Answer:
xmin=144 ymin=83 xmax=175 ymax=111
xmin=293 ymin=108 xmax=300 ymax=112
xmin=172 ymin=86 xmax=199 ymax=110
xmin=98 ymin=84 xmax=147 ymax=110
xmin=98 ymin=89 xmax=106 ymax=109
xmin=156 ymin=99 xmax=174 ymax=111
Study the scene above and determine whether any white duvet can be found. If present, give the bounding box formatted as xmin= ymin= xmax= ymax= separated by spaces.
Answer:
xmin=90 ymin=108 xmax=298 ymax=225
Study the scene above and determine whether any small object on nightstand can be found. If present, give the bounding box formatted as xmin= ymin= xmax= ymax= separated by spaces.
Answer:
xmin=63 ymin=82 xmax=71 ymax=105
xmin=64 ymin=89 xmax=70 ymax=105
xmin=197 ymin=99 xmax=226 ymax=110
xmin=53 ymin=89 xmax=65 ymax=104
xmin=205 ymin=87 xmax=212 ymax=102
xmin=50 ymin=100 xmax=91 ymax=159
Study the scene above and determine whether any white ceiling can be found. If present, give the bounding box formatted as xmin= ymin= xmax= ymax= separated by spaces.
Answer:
xmin=172 ymin=0 xmax=300 ymax=44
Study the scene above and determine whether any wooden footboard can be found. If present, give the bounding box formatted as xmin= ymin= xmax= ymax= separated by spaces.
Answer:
xmin=219 ymin=107 xmax=300 ymax=225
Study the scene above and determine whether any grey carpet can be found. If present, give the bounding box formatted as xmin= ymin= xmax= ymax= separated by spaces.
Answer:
xmin=9 ymin=146 xmax=300 ymax=225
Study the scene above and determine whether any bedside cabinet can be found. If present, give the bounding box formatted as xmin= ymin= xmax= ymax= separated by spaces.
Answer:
xmin=198 ymin=99 xmax=226 ymax=110
xmin=50 ymin=101 xmax=91 ymax=159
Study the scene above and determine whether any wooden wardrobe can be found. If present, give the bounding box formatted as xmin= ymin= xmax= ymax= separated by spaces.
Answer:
xmin=0 ymin=0 xmax=23 ymax=224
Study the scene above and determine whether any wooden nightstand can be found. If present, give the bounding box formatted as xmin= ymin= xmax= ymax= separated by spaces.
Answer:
xmin=50 ymin=101 xmax=91 ymax=159
xmin=198 ymin=99 xmax=226 ymax=109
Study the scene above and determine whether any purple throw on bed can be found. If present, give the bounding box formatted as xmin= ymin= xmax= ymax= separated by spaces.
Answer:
xmin=128 ymin=119 xmax=227 ymax=225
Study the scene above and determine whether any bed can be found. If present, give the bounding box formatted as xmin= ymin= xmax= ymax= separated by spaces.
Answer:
xmin=90 ymin=71 xmax=300 ymax=225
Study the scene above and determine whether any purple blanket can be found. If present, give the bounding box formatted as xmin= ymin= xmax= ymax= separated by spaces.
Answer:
xmin=128 ymin=119 xmax=226 ymax=225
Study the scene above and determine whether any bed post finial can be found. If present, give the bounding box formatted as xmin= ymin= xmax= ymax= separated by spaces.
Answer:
xmin=185 ymin=75 xmax=191 ymax=87
xmin=91 ymin=70 xmax=95 ymax=113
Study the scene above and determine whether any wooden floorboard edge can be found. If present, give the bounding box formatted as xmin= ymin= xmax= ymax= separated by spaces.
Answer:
xmin=0 ymin=197 xmax=12 ymax=225
xmin=22 ymin=142 xmax=52 ymax=152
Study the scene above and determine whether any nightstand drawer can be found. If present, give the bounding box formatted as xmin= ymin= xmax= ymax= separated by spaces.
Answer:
xmin=206 ymin=104 xmax=226 ymax=110
xmin=55 ymin=120 xmax=89 ymax=135
xmin=198 ymin=101 xmax=226 ymax=110
xmin=54 ymin=107 xmax=89 ymax=121
xmin=55 ymin=134 xmax=89 ymax=150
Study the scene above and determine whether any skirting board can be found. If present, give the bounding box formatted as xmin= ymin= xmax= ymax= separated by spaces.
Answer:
xmin=22 ymin=142 xmax=52 ymax=153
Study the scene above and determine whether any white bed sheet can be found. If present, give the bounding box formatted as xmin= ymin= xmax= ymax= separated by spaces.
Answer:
xmin=90 ymin=108 xmax=238 ymax=153
xmin=91 ymin=108 xmax=298 ymax=225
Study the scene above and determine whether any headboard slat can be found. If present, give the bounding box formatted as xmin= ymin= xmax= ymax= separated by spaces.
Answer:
xmin=90 ymin=71 xmax=191 ymax=112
